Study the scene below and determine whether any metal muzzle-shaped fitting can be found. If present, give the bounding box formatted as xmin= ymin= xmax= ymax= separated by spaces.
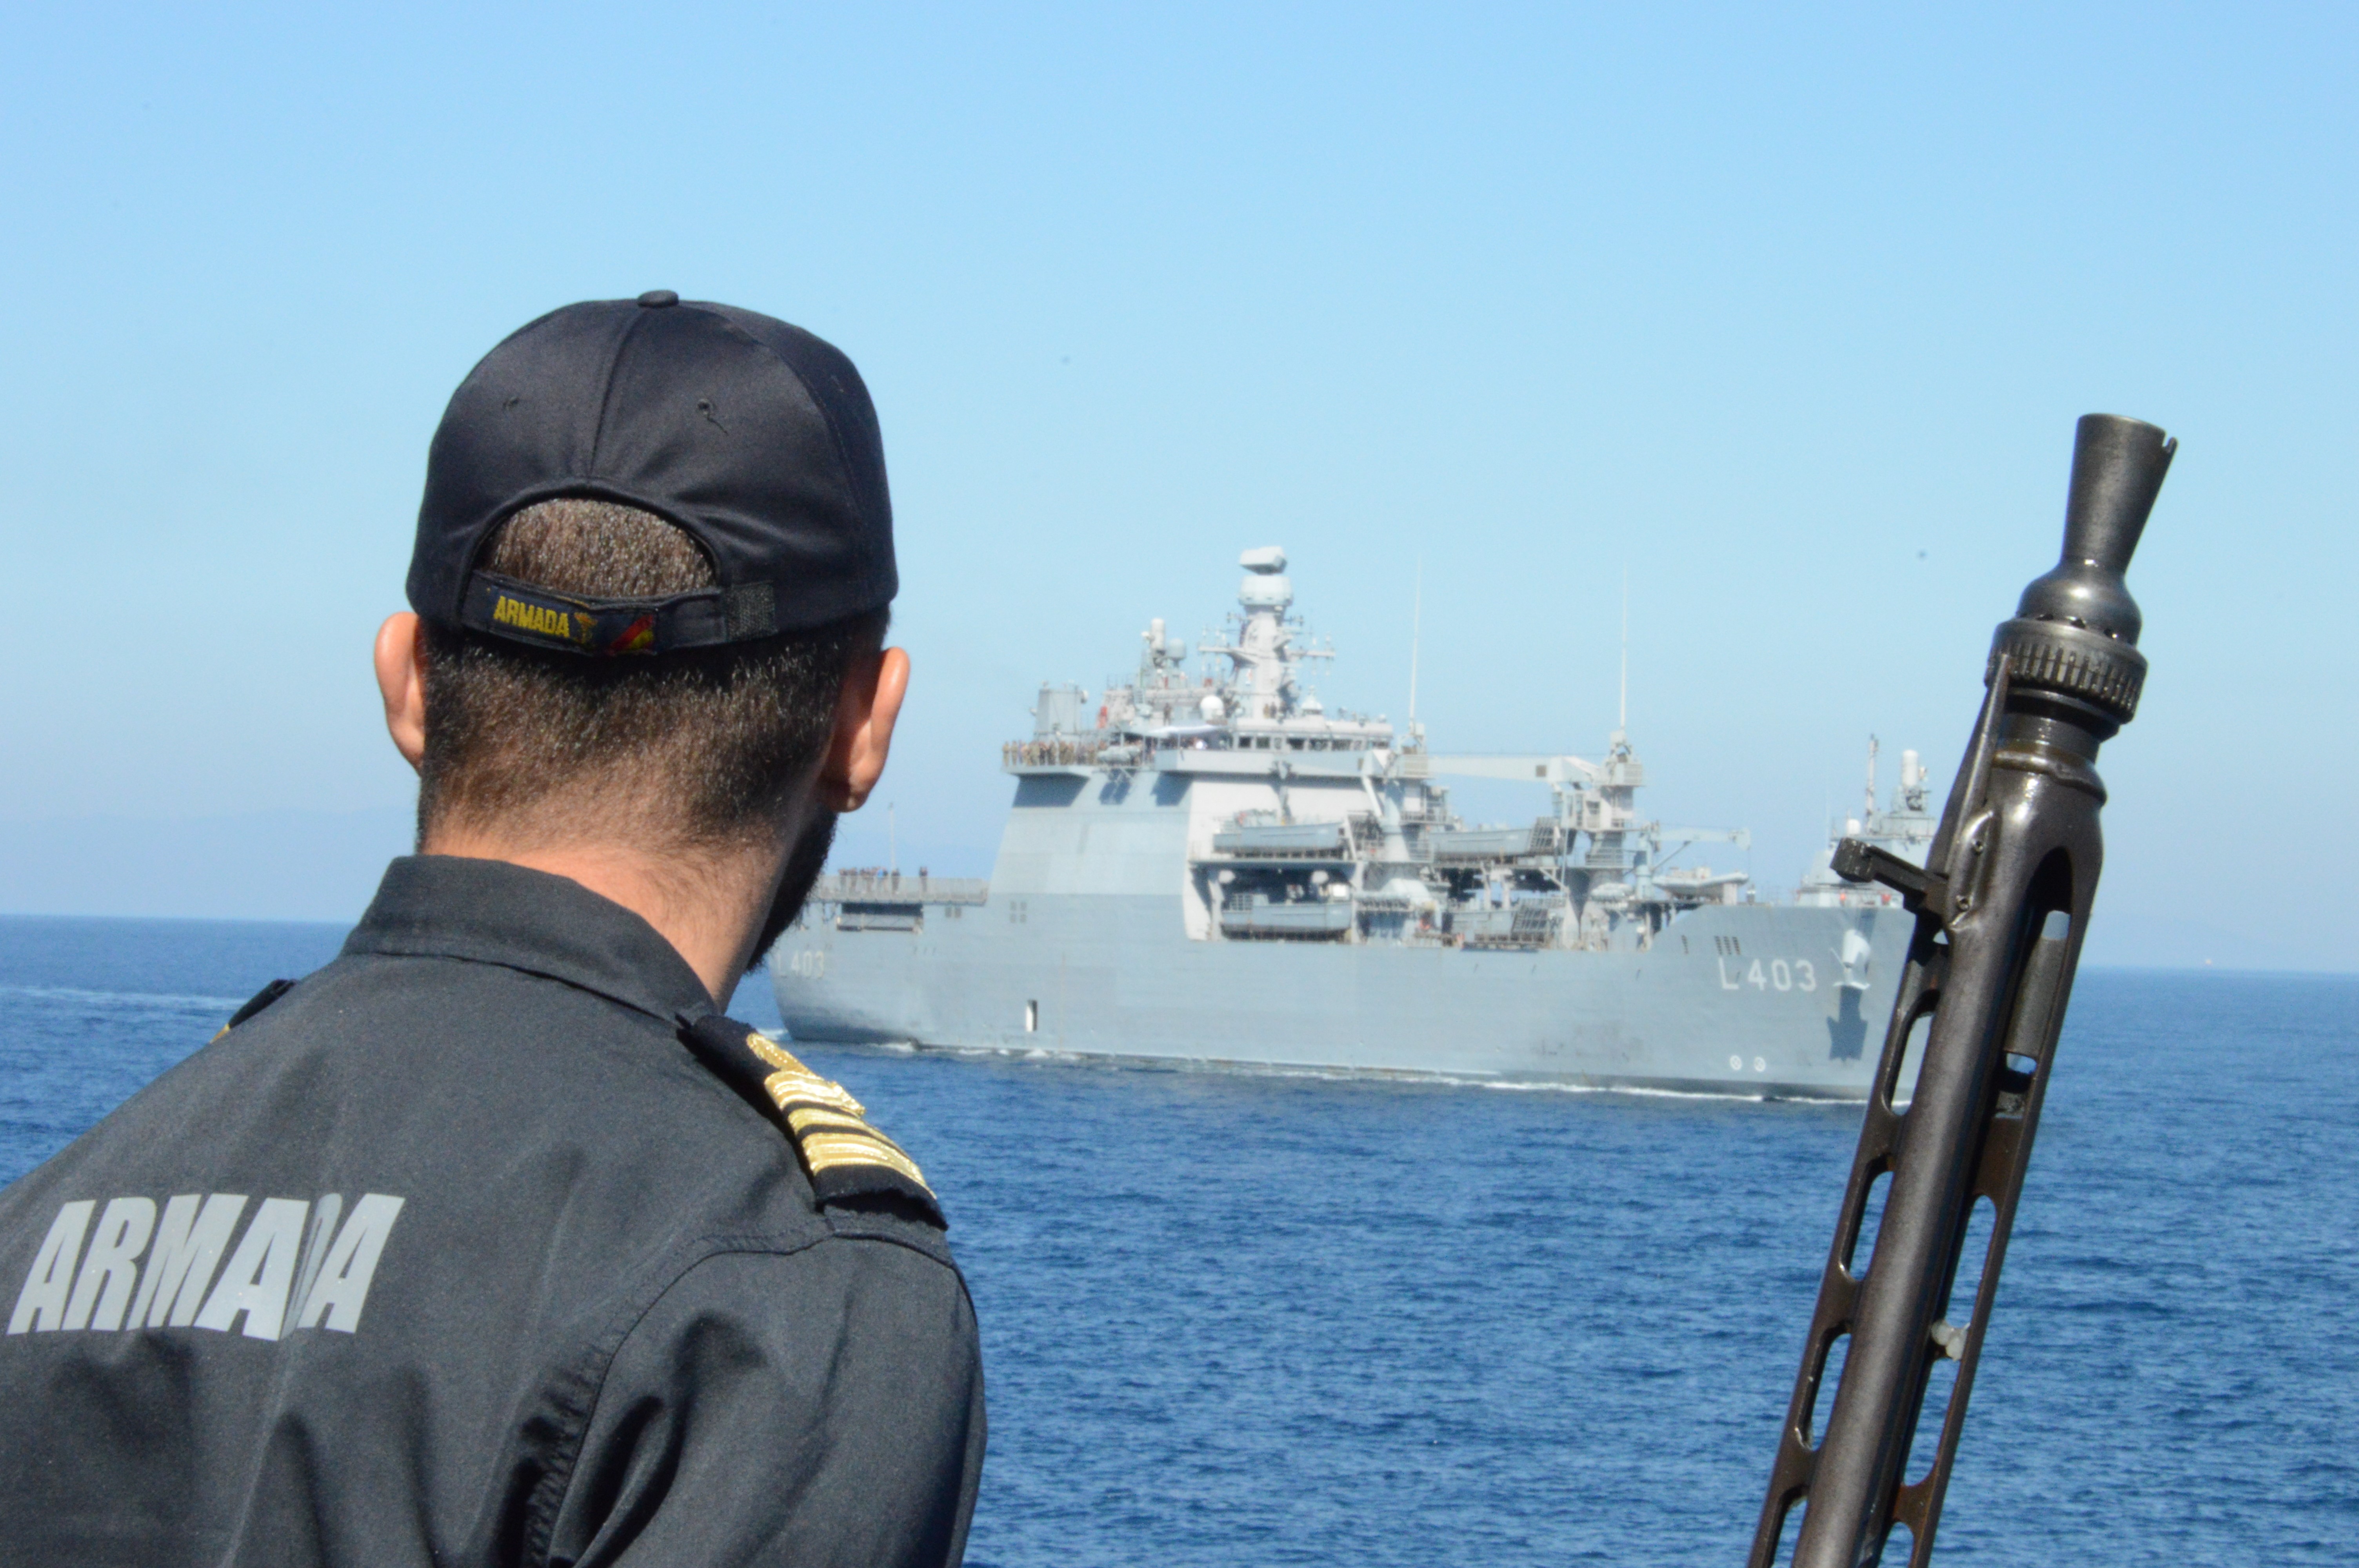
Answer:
xmin=1750 ymin=413 xmax=2173 ymax=1568
xmin=1986 ymin=416 xmax=2174 ymax=731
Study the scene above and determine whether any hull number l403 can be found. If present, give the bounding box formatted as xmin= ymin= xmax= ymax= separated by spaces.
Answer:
xmin=1719 ymin=957 xmax=1815 ymax=993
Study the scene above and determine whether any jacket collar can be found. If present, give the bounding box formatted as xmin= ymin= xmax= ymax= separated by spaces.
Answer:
xmin=342 ymin=855 xmax=716 ymax=1025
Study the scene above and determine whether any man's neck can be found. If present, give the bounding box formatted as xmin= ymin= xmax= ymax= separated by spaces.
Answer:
xmin=420 ymin=831 xmax=780 ymax=1007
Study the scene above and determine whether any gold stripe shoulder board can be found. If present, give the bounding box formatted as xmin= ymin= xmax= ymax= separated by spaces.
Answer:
xmin=677 ymin=1013 xmax=943 ymax=1228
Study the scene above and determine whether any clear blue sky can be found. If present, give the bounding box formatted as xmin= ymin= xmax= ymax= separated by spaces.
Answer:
xmin=3 ymin=4 xmax=2352 ymax=968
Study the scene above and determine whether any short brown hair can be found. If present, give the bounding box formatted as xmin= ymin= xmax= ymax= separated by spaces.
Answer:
xmin=418 ymin=498 xmax=885 ymax=852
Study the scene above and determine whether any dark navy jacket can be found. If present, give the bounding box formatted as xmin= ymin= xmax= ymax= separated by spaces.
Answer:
xmin=0 ymin=856 xmax=985 ymax=1565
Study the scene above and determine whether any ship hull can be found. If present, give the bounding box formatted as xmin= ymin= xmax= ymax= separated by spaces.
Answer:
xmin=771 ymin=896 xmax=1917 ymax=1100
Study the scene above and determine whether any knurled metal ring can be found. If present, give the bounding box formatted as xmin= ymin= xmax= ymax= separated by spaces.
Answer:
xmin=1987 ymin=619 xmax=2146 ymax=724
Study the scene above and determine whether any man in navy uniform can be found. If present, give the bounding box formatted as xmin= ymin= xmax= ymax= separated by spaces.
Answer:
xmin=0 ymin=293 xmax=985 ymax=1564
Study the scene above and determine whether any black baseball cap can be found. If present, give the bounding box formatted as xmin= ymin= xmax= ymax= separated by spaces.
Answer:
xmin=408 ymin=291 xmax=896 ymax=656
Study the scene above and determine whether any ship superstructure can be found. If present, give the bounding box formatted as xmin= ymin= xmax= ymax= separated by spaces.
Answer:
xmin=1004 ymin=548 xmax=1757 ymax=952
xmin=775 ymin=548 xmax=1923 ymax=1099
xmin=1796 ymin=738 xmax=1938 ymax=909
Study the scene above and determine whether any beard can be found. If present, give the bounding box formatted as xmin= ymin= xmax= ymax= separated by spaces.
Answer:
xmin=746 ymin=809 xmax=839 ymax=976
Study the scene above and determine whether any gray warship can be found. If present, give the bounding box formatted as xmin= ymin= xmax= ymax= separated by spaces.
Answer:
xmin=772 ymin=547 xmax=1935 ymax=1098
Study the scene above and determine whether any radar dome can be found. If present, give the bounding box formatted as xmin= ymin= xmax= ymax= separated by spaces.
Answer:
xmin=1238 ymin=573 xmax=1292 ymax=610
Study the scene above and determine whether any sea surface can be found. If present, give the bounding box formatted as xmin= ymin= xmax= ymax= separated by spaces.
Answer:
xmin=1 ymin=912 xmax=2353 ymax=1565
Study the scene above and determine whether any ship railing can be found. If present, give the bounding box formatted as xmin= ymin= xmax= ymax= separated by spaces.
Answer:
xmin=1003 ymin=737 xmax=1111 ymax=769
xmin=810 ymin=871 xmax=991 ymax=906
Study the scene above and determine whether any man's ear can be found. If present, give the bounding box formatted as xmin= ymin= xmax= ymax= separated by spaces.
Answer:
xmin=375 ymin=612 xmax=429 ymax=772
xmin=819 ymin=646 xmax=910 ymax=813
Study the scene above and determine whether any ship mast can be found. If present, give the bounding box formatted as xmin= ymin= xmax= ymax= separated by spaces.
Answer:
xmin=1407 ymin=557 xmax=1423 ymax=749
xmin=1616 ymin=572 xmax=1629 ymax=741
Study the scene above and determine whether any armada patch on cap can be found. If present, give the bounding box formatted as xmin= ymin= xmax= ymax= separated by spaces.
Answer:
xmin=458 ymin=572 xmax=776 ymax=657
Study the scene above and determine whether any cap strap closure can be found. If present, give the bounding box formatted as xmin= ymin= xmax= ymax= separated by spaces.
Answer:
xmin=458 ymin=570 xmax=752 ymax=656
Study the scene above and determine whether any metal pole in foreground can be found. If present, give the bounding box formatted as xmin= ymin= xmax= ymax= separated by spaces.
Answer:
xmin=1748 ymin=415 xmax=2175 ymax=1568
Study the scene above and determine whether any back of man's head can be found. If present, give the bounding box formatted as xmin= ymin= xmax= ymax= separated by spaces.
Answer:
xmin=403 ymin=295 xmax=900 ymax=862
xmin=418 ymin=497 xmax=884 ymax=855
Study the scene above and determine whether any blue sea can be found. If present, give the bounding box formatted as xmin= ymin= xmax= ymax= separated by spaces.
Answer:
xmin=2 ymin=913 xmax=2353 ymax=1565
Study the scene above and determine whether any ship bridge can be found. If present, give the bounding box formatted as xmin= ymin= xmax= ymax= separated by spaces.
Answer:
xmin=979 ymin=547 xmax=1758 ymax=953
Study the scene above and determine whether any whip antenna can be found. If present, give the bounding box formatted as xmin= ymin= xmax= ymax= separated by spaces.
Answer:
xmin=1617 ymin=572 xmax=1629 ymax=736
xmin=1407 ymin=558 xmax=1423 ymax=741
